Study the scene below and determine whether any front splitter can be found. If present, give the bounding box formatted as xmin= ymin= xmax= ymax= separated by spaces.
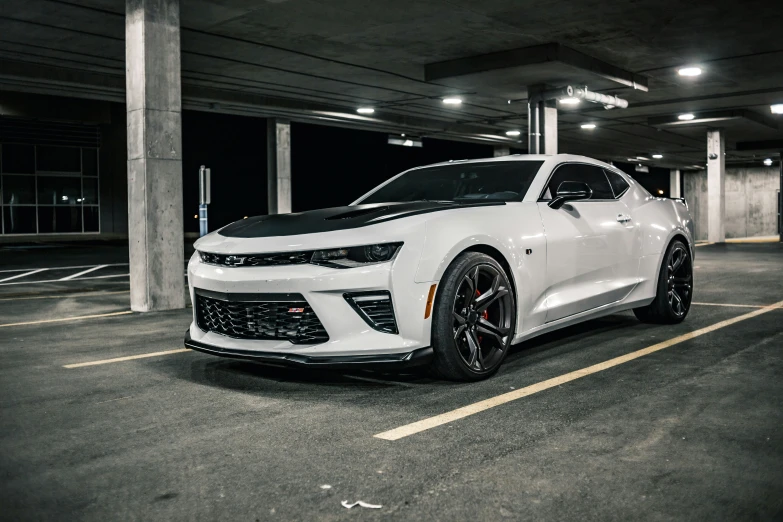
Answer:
xmin=184 ymin=330 xmax=433 ymax=370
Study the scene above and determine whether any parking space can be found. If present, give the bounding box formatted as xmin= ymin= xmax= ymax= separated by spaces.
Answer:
xmin=1 ymin=243 xmax=781 ymax=520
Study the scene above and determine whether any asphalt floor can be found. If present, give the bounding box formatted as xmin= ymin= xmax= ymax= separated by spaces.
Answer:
xmin=0 ymin=241 xmax=781 ymax=520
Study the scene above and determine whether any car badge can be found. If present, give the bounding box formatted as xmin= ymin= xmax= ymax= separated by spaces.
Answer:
xmin=288 ymin=307 xmax=305 ymax=313
xmin=224 ymin=255 xmax=246 ymax=266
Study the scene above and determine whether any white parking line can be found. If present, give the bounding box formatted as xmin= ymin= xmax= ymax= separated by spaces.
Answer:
xmin=0 ymin=268 xmax=48 ymax=283
xmin=59 ymin=264 xmax=108 ymax=281
xmin=374 ymin=299 xmax=783 ymax=441
xmin=0 ymin=273 xmax=129 ymax=287
xmin=0 ymin=263 xmax=128 ymax=274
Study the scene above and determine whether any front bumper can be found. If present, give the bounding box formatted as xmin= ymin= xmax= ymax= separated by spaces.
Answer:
xmin=185 ymin=330 xmax=433 ymax=370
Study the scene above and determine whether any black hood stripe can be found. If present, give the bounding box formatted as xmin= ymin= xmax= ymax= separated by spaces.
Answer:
xmin=218 ymin=201 xmax=504 ymax=238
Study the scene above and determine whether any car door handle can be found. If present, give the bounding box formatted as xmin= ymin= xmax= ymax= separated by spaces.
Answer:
xmin=616 ymin=214 xmax=632 ymax=223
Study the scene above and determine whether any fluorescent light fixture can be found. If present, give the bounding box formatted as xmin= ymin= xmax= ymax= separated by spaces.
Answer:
xmin=763 ymin=158 xmax=773 ymax=166
xmin=505 ymin=130 xmax=521 ymax=136
xmin=771 ymin=104 xmax=783 ymax=114
xmin=356 ymin=107 xmax=374 ymax=114
xmin=652 ymin=154 xmax=663 ymax=159
xmin=580 ymin=123 xmax=596 ymax=129
xmin=636 ymin=156 xmax=650 ymax=161
xmin=559 ymin=97 xmax=581 ymax=105
xmin=626 ymin=158 xmax=637 ymax=162
xmin=442 ymin=97 xmax=462 ymax=105
xmin=678 ymin=113 xmax=695 ymax=120
xmin=678 ymin=66 xmax=702 ymax=77
xmin=388 ymin=135 xmax=422 ymax=147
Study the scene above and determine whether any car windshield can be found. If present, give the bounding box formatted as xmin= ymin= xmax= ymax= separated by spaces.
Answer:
xmin=358 ymin=160 xmax=544 ymax=204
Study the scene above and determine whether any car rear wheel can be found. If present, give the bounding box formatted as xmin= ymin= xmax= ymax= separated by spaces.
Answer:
xmin=633 ymin=239 xmax=693 ymax=324
xmin=431 ymin=252 xmax=516 ymax=381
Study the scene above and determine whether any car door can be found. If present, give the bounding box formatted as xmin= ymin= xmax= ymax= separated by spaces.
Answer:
xmin=537 ymin=163 xmax=640 ymax=323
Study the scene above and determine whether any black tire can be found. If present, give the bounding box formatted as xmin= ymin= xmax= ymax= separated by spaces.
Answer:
xmin=430 ymin=252 xmax=516 ymax=381
xmin=633 ymin=239 xmax=693 ymax=324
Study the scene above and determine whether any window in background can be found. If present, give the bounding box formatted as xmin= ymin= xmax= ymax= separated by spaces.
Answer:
xmin=1 ymin=144 xmax=100 ymax=234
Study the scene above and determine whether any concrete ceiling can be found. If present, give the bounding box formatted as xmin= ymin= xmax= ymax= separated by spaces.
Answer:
xmin=0 ymin=0 xmax=781 ymax=168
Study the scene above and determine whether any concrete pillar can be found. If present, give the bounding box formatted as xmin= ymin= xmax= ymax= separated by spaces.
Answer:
xmin=707 ymin=129 xmax=726 ymax=243
xmin=493 ymin=145 xmax=510 ymax=157
xmin=125 ymin=0 xmax=185 ymax=311
xmin=267 ymin=118 xmax=291 ymax=214
xmin=669 ymin=169 xmax=681 ymax=198
xmin=527 ymin=86 xmax=558 ymax=155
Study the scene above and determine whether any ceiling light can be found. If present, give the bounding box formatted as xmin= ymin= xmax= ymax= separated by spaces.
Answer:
xmin=657 ymin=189 xmax=665 ymax=195
xmin=652 ymin=154 xmax=663 ymax=159
xmin=442 ymin=97 xmax=462 ymax=105
xmin=771 ymin=104 xmax=783 ymax=114
xmin=678 ymin=67 xmax=702 ymax=77
xmin=559 ymin=97 xmax=581 ymax=105
xmin=356 ymin=107 xmax=374 ymax=114
xmin=763 ymin=158 xmax=773 ymax=166
xmin=678 ymin=113 xmax=695 ymax=120
xmin=636 ymin=156 xmax=650 ymax=161
xmin=505 ymin=130 xmax=521 ymax=136
xmin=580 ymin=123 xmax=596 ymax=129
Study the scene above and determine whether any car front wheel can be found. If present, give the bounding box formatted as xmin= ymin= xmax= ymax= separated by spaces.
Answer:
xmin=430 ymin=252 xmax=516 ymax=381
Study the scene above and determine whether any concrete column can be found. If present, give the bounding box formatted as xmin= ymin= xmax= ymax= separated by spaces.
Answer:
xmin=125 ymin=0 xmax=185 ymax=311
xmin=669 ymin=169 xmax=681 ymax=198
xmin=493 ymin=145 xmax=510 ymax=157
xmin=527 ymin=86 xmax=558 ymax=155
xmin=267 ymin=118 xmax=291 ymax=214
xmin=707 ymin=130 xmax=726 ymax=243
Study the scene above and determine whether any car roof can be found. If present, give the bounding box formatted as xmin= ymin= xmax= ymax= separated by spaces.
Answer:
xmin=416 ymin=153 xmax=614 ymax=170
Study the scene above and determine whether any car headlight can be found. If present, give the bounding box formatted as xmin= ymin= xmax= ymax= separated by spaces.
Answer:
xmin=311 ymin=242 xmax=402 ymax=268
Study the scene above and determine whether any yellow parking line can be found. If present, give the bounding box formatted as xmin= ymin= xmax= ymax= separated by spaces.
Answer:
xmin=692 ymin=302 xmax=773 ymax=308
xmin=0 ymin=310 xmax=132 ymax=328
xmin=374 ymin=300 xmax=783 ymax=441
xmin=64 ymin=348 xmax=190 ymax=368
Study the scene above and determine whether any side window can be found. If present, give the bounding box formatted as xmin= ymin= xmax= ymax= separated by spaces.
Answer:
xmin=541 ymin=164 xmax=614 ymax=200
xmin=604 ymin=169 xmax=630 ymax=198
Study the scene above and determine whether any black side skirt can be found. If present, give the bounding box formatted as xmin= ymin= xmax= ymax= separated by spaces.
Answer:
xmin=184 ymin=330 xmax=433 ymax=370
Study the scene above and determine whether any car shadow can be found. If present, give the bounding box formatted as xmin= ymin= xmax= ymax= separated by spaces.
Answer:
xmin=157 ymin=312 xmax=644 ymax=395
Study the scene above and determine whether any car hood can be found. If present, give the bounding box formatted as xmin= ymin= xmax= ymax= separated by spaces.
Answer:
xmin=217 ymin=201 xmax=504 ymax=238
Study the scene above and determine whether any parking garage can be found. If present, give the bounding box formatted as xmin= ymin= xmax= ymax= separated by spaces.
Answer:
xmin=1 ymin=0 xmax=782 ymax=519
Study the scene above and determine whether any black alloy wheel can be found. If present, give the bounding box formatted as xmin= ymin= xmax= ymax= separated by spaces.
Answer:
xmin=634 ymin=239 xmax=693 ymax=324
xmin=431 ymin=252 xmax=516 ymax=381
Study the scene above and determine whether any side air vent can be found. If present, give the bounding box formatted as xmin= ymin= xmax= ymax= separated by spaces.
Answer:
xmin=344 ymin=291 xmax=398 ymax=334
xmin=324 ymin=206 xmax=389 ymax=220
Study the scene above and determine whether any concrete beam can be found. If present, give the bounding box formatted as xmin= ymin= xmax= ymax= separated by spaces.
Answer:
xmin=125 ymin=0 xmax=185 ymax=311
xmin=267 ymin=118 xmax=291 ymax=215
xmin=425 ymin=43 xmax=648 ymax=91
xmin=707 ymin=130 xmax=726 ymax=243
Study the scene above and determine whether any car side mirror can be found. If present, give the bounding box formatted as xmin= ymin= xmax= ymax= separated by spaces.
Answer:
xmin=548 ymin=181 xmax=592 ymax=209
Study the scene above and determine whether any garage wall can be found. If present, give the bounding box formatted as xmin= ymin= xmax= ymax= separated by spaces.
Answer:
xmin=684 ymin=167 xmax=780 ymax=240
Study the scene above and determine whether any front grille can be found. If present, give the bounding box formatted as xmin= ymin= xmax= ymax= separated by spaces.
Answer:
xmin=344 ymin=291 xmax=398 ymax=334
xmin=200 ymin=251 xmax=312 ymax=267
xmin=195 ymin=290 xmax=329 ymax=344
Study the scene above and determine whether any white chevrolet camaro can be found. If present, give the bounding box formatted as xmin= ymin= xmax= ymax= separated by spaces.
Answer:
xmin=186 ymin=154 xmax=694 ymax=381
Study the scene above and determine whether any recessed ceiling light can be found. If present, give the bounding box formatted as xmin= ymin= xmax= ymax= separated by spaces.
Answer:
xmin=678 ymin=113 xmax=695 ymax=120
xmin=505 ymin=130 xmax=521 ymax=136
xmin=763 ymin=158 xmax=773 ymax=166
xmin=559 ymin=97 xmax=581 ymax=105
xmin=442 ymin=97 xmax=462 ymax=105
xmin=652 ymin=154 xmax=663 ymax=159
xmin=771 ymin=104 xmax=783 ymax=114
xmin=356 ymin=107 xmax=374 ymax=114
xmin=678 ymin=66 xmax=702 ymax=77
xmin=580 ymin=123 xmax=596 ymax=129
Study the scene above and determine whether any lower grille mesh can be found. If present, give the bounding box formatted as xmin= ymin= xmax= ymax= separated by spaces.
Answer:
xmin=196 ymin=291 xmax=329 ymax=344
